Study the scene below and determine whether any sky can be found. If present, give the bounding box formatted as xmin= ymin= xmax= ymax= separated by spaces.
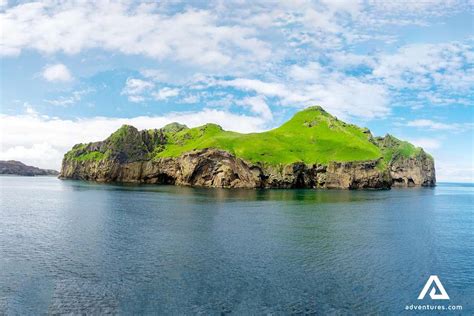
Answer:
xmin=0 ymin=0 xmax=473 ymax=182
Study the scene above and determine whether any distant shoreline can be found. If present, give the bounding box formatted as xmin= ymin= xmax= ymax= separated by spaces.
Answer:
xmin=0 ymin=174 xmax=59 ymax=177
xmin=0 ymin=160 xmax=59 ymax=177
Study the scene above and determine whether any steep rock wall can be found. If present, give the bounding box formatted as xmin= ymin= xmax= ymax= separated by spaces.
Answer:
xmin=60 ymin=148 xmax=435 ymax=189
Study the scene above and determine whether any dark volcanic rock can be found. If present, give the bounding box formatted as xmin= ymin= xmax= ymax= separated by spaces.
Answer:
xmin=0 ymin=160 xmax=59 ymax=176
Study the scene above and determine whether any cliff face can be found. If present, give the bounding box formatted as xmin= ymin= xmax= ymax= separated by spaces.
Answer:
xmin=374 ymin=135 xmax=436 ymax=187
xmin=0 ymin=160 xmax=59 ymax=176
xmin=60 ymin=148 xmax=395 ymax=189
xmin=59 ymin=107 xmax=436 ymax=189
xmin=389 ymin=155 xmax=436 ymax=187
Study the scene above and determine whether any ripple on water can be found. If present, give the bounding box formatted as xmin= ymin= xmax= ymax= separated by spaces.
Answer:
xmin=0 ymin=177 xmax=473 ymax=314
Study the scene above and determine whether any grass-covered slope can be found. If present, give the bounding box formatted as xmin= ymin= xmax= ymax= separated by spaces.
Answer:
xmin=155 ymin=106 xmax=381 ymax=164
xmin=375 ymin=134 xmax=432 ymax=164
xmin=65 ymin=106 xmax=431 ymax=166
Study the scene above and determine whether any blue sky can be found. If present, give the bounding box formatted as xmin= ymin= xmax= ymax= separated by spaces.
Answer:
xmin=0 ymin=0 xmax=473 ymax=182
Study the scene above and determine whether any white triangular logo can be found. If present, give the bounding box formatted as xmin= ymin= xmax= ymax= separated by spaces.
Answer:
xmin=418 ymin=275 xmax=450 ymax=300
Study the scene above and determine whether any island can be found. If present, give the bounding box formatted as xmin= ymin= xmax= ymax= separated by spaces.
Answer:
xmin=59 ymin=106 xmax=435 ymax=189
xmin=0 ymin=160 xmax=59 ymax=176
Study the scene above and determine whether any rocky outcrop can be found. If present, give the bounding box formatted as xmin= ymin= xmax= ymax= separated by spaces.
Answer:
xmin=60 ymin=149 xmax=260 ymax=187
xmin=389 ymin=155 xmax=435 ymax=187
xmin=60 ymin=148 xmax=413 ymax=189
xmin=59 ymin=113 xmax=436 ymax=189
xmin=374 ymin=134 xmax=436 ymax=187
xmin=325 ymin=160 xmax=392 ymax=189
xmin=0 ymin=160 xmax=59 ymax=176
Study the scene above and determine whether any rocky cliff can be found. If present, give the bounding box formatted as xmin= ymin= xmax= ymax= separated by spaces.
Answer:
xmin=374 ymin=135 xmax=436 ymax=187
xmin=0 ymin=160 xmax=59 ymax=176
xmin=59 ymin=107 xmax=435 ymax=189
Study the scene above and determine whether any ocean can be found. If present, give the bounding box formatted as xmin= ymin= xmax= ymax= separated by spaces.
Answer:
xmin=0 ymin=176 xmax=472 ymax=314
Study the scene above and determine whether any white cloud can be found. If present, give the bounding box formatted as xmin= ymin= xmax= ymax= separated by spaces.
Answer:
xmin=0 ymin=143 xmax=63 ymax=171
xmin=320 ymin=0 xmax=362 ymax=17
xmin=2 ymin=1 xmax=469 ymax=74
xmin=301 ymin=7 xmax=342 ymax=34
xmin=42 ymin=63 xmax=73 ymax=82
xmin=23 ymin=103 xmax=37 ymax=115
xmin=121 ymin=78 xmax=154 ymax=103
xmin=289 ymin=62 xmax=324 ymax=82
xmin=408 ymin=138 xmax=442 ymax=150
xmin=181 ymin=94 xmax=200 ymax=104
xmin=45 ymin=96 xmax=76 ymax=107
xmin=329 ymin=52 xmax=375 ymax=69
xmin=404 ymin=119 xmax=474 ymax=133
xmin=152 ymin=87 xmax=180 ymax=101
xmin=372 ymin=42 xmax=473 ymax=92
xmin=219 ymin=66 xmax=390 ymax=119
xmin=122 ymin=78 xmax=154 ymax=95
xmin=140 ymin=69 xmax=168 ymax=82
xmin=0 ymin=110 xmax=266 ymax=170
xmin=416 ymin=91 xmax=472 ymax=107
xmin=286 ymin=62 xmax=391 ymax=118
xmin=0 ymin=2 xmax=270 ymax=70
xmin=407 ymin=119 xmax=458 ymax=131
xmin=236 ymin=96 xmax=273 ymax=120
xmin=300 ymin=78 xmax=389 ymax=119
xmin=44 ymin=88 xmax=93 ymax=106
xmin=368 ymin=0 xmax=466 ymax=16
xmin=436 ymin=161 xmax=474 ymax=183
xmin=127 ymin=95 xmax=145 ymax=103
xmin=221 ymin=78 xmax=288 ymax=97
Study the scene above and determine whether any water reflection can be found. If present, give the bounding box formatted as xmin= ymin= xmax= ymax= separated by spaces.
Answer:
xmin=59 ymin=179 xmax=437 ymax=205
xmin=0 ymin=177 xmax=471 ymax=314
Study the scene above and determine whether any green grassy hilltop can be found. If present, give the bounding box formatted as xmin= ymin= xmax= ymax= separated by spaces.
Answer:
xmin=66 ymin=106 xmax=428 ymax=166
xmin=155 ymin=106 xmax=382 ymax=164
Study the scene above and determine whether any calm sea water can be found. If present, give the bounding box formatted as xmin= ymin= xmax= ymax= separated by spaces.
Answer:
xmin=0 ymin=176 xmax=472 ymax=315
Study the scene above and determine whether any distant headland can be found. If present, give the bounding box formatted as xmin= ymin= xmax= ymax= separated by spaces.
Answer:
xmin=0 ymin=160 xmax=59 ymax=176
